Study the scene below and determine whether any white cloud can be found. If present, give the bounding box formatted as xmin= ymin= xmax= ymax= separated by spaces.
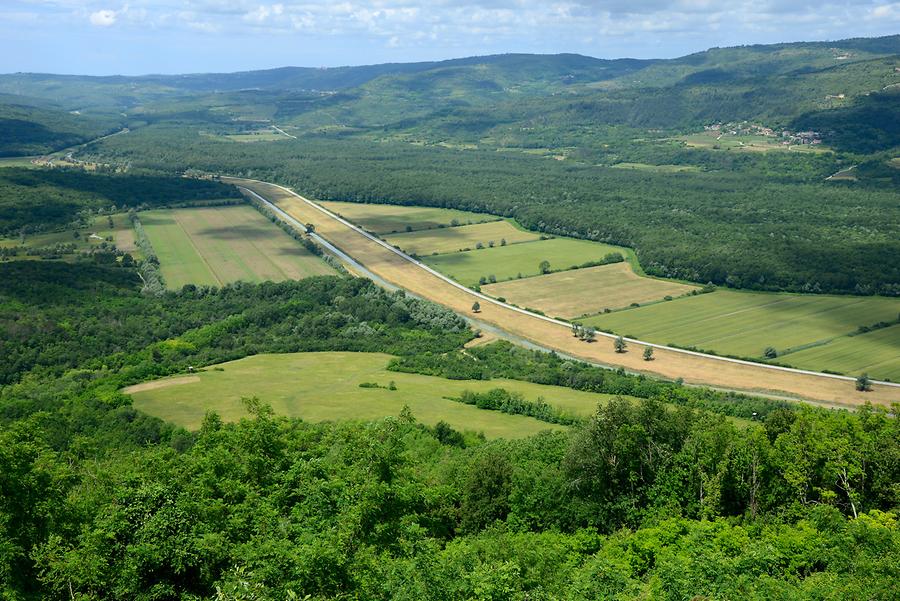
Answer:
xmin=89 ymin=8 xmax=116 ymax=26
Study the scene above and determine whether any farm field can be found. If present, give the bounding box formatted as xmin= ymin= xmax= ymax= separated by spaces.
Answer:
xmin=140 ymin=205 xmax=335 ymax=288
xmin=483 ymin=262 xmax=699 ymax=318
xmin=319 ymin=200 xmax=496 ymax=234
xmin=584 ymin=289 xmax=900 ymax=372
xmin=384 ymin=220 xmax=540 ymax=256
xmin=424 ymin=237 xmax=632 ymax=287
xmin=782 ymin=326 xmax=900 ymax=382
xmin=125 ymin=352 xmax=635 ymax=437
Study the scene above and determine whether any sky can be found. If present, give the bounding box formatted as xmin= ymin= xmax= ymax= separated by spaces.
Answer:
xmin=2 ymin=1 xmax=899 ymax=75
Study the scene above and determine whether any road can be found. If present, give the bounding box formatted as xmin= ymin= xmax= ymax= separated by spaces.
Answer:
xmin=227 ymin=177 xmax=900 ymax=409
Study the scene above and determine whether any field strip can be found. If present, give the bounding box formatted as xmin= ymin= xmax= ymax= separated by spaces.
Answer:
xmin=227 ymin=177 xmax=900 ymax=407
xmin=172 ymin=210 xmax=223 ymax=286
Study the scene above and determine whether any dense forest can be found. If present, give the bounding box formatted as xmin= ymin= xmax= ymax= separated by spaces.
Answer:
xmin=1 ymin=260 xmax=898 ymax=599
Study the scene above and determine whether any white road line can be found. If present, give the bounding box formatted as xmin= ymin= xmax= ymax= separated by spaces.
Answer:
xmin=237 ymin=177 xmax=900 ymax=390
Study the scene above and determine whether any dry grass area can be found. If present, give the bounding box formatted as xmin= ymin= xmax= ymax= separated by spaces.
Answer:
xmin=227 ymin=178 xmax=900 ymax=409
xmin=384 ymin=220 xmax=540 ymax=256
xmin=483 ymin=262 xmax=698 ymax=318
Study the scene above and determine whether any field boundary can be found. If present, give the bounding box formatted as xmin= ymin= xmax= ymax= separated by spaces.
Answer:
xmin=233 ymin=177 xmax=900 ymax=391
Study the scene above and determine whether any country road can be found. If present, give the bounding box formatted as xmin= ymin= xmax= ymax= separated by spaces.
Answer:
xmin=227 ymin=177 xmax=900 ymax=409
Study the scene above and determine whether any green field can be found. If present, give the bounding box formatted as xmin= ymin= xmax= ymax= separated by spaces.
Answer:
xmin=385 ymin=220 xmax=540 ymax=256
xmin=126 ymin=352 xmax=634 ymax=437
xmin=319 ymin=200 xmax=497 ymax=235
xmin=140 ymin=205 xmax=335 ymax=288
xmin=584 ymin=289 xmax=900 ymax=378
xmin=782 ymin=326 xmax=900 ymax=381
xmin=423 ymin=237 xmax=632 ymax=286
xmin=483 ymin=262 xmax=698 ymax=318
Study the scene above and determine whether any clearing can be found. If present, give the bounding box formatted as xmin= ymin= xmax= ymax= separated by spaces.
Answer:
xmin=424 ymin=237 xmax=633 ymax=287
xmin=140 ymin=205 xmax=335 ymax=288
xmin=318 ymin=201 xmax=497 ymax=235
xmin=125 ymin=352 xmax=634 ymax=437
xmin=483 ymin=262 xmax=699 ymax=318
xmin=780 ymin=326 xmax=900 ymax=382
xmin=0 ymin=213 xmax=135 ymax=256
xmin=384 ymin=220 xmax=540 ymax=256
xmin=584 ymin=289 xmax=900 ymax=377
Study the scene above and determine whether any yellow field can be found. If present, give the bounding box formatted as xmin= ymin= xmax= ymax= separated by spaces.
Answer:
xmin=384 ymin=220 xmax=541 ymax=256
xmin=483 ymin=262 xmax=699 ymax=318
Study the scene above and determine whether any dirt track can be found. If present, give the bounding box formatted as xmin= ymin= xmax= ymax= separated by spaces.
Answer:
xmin=228 ymin=178 xmax=899 ymax=409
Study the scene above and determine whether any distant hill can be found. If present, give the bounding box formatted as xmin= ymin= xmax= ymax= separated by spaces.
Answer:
xmin=0 ymin=35 xmax=897 ymax=153
xmin=0 ymin=95 xmax=122 ymax=156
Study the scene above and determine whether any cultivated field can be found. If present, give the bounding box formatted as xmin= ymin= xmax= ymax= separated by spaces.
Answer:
xmin=126 ymin=352 xmax=633 ymax=437
xmin=319 ymin=201 xmax=496 ymax=235
xmin=227 ymin=178 xmax=900 ymax=408
xmin=585 ymin=289 xmax=900 ymax=369
xmin=782 ymin=326 xmax=900 ymax=382
xmin=424 ymin=237 xmax=632 ymax=287
xmin=384 ymin=220 xmax=540 ymax=256
xmin=484 ymin=262 xmax=699 ymax=318
xmin=140 ymin=205 xmax=335 ymax=288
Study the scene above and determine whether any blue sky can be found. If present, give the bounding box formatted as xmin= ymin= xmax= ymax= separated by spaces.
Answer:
xmin=2 ymin=1 xmax=899 ymax=75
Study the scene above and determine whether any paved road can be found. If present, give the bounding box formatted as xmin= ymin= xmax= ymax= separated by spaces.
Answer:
xmin=229 ymin=177 xmax=900 ymax=408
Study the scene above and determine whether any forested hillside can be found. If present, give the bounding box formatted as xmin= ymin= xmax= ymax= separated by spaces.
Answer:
xmin=1 ymin=260 xmax=898 ymax=599
xmin=0 ymin=98 xmax=121 ymax=156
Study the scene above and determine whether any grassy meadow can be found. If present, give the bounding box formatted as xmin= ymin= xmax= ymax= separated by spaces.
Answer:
xmin=424 ymin=237 xmax=633 ymax=286
xmin=125 ymin=352 xmax=636 ymax=437
xmin=385 ymin=220 xmax=540 ymax=256
xmin=140 ymin=205 xmax=335 ymax=288
xmin=319 ymin=200 xmax=497 ymax=234
xmin=483 ymin=262 xmax=699 ymax=318
xmin=584 ymin=289 xmax=900 ymax=377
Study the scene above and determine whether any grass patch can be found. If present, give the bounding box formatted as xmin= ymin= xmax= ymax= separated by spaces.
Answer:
xmin=318 ymin=200 xmax=497 ymax=235
xmin=125 ymin=352 xmax=634 ymax=437
xmin=584 ymin=289 xmax=900 ymax=372
xmin=483 ymin=262 xmax=699 ymax=318
xmin=140 ymin=205 xmax=335 ymax=288
xmin=385 ymin=220 xmax=540 ymax=256
xmin=424 ymin=237 xmax=633 ymax=286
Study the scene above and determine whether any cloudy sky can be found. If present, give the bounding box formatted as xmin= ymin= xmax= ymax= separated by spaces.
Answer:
xmin=2 ymin=1 xmax=898 ymax=75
